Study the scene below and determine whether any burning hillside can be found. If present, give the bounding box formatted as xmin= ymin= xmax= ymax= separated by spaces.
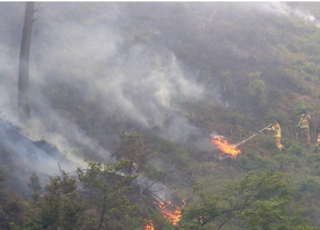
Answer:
xmin=211 ymin=135 xmax=241 ymax=158
xmin=144 ymin=201 xmax=185 ymax=230
xmin=157 ymin=201 xmax=183 ymax=226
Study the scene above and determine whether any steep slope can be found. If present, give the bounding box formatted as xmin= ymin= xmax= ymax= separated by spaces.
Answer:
xmin=2 ymin=2 xmax=320 ymax=229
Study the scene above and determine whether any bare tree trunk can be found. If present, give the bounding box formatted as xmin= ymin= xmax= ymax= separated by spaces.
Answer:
xmin=18 ymin=2 xmax=35 ymax=121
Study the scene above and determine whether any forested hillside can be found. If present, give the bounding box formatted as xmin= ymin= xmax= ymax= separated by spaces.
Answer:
xmin=2 ymin=2 xmax=320 ymax=230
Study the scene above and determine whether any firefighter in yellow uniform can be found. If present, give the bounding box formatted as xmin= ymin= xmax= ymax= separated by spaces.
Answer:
xmin=314 ymin=132 xmax=320 ymax=153
xmin=297 ymin=113 xmax=311 ymax=147
xmin=266 ymin=119 xmax=285 ymax=151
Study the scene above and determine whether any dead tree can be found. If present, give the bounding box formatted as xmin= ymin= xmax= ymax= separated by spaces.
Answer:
xmin=18 ymin=2 xmax=35 ymax=121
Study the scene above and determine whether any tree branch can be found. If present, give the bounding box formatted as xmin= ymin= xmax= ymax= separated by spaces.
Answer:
xmin=217 ymin=207 xmax=246 ymax=230
xmin=142 ymin=169 xmax=176 ymax=194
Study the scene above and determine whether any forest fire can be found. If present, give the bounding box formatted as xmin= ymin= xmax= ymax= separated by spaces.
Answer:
xmin=144 ymin=201 xmax=183 ymax=229
xmin=144 ymin=220 xmax=155 ymax=230
xmin=157 ymin=201 xmax=182 ymax=226
xmin=211 ymin=135 xmax=241 ymax=158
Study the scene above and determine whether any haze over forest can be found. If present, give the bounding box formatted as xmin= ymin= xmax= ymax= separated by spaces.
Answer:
xmin=2 ymin=2 xmax=320 ymax=230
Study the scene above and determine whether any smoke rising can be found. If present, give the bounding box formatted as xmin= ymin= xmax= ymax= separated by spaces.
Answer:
xmin=0 ymin=2 xmax=207 ymax=182
xmin=258 ymin=2 xmax=320 ymax=27
xmin=2 ymin=2 xmax=317 ymax=195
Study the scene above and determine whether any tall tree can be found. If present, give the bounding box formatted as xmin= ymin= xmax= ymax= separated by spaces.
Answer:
xmin=77 ymin=160 xmax=138 ymax=230
xmin=27 ymin=173 xmax=41 ymax=204
xmin=38 ymin=170 xmax=84 ymax=230
xmin=18 ymin=2 xmax=35 ymax=121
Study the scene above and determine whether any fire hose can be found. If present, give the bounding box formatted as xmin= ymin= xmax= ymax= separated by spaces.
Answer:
xmin=210 ymin=124 xmax=272 ymax=173
xmin=234 ymin=124 xmax=272 ymax=147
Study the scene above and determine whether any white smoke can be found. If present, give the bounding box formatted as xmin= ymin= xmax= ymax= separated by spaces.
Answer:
xmin=259 ymin=2 xmax=320 ymax=28
xmin=0 ymin=2 xmax=207 ymax=180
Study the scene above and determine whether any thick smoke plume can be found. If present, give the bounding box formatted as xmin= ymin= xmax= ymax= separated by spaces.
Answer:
xmin=2 ymin=2 xmax=316 ymax=192
xmin=0 ymin=3 xmax=206 ymax=180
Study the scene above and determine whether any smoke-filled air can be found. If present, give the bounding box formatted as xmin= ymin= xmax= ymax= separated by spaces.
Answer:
xmin=2 ymin=2 xmax=320 ymax=230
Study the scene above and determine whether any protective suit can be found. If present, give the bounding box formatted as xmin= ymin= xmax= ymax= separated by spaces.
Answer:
xmin=266 ymin=120 xmax=285 ymax=151
xmin=315 ymin=133 xmax=320 ymax=153
xmin=298 ymin=113 xmax=311 ymax=146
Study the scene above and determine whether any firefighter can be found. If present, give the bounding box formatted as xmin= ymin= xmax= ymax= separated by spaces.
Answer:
xmin=266 ymin=119 xmax=285 ymax=151
xmin=314 ymin=132 xmax=320 ymax=153
xmin=297 ymin=112 xmax=311 ymax=147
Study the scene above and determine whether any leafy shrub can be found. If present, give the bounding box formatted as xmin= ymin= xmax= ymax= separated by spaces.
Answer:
xmin=282 ymin=139 xmax=302 ymax=155
xmin=274 ymin=154 xmax=298 ymax=168
xmin=291 ymin=102 xmax=313 ymax=121
xmin=300 ymin=177 xmax=319 ymax=193
xmin=181 ymin=171 xmax=314 ymax=230
xmin=145 ymin=161 xmax=168 ymax=178
xmin=314 ymin=163 xmax=320 ymax=176
xmin=227 ymin=111 xmax=246 ymax=125
xmin=237 ymin=153 xmax=274 ymax=171
xmin=266 ymin=110 xmax=286 ymax=126
xmin=306 ymin=154 xmax=320 ymax=164
xmin=249 ymin=79 xmax=265 ymax=96
xmin=297 ymin=85 xmax=310 ymax=95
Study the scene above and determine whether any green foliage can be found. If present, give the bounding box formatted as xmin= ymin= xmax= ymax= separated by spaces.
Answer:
xmin=306 ymin=154 xmax=320 ymax=164
xmin=283 ymin=140 xmax=302 ymax=155
xmin=220 ymin=70 xmax=231 ymax=78
xmin=235 ymin=124 xmax=245 ymax=140
xmin=248 ymin=72 xmax=262 ymax=79
xmin=181 ymin=171 xmax=318 ymax=230
xmin=0 ymin=190 xmax=25 ymax=230
xmin=275 ymin=44 xmax=291 ymax=57
xmin=236 ymin=153 xmax=275 ymax=171
xmin=147 ymin=211 xmax=176 ymax=230
xmin=249 ymin=79 xmax=266 ymax=100
xmin=4 ymin=2 xmax=320 ymax=229
xmin=153 ymin=139 xmax=191 ymax=169
xmin=245 ymin=72 xmax=268 ymax=114
xmin=227 ymin=111 xmax=246 ymax=126
xmin=37 ymin=170 xmax=84 ymax=230
xmin=27 ymin=173 xmax=41 ymax=204
xmin=266 ymin=109 xmax=287 ymax=126
xmin=144 ymin=161 xmax=168 ymax=178
xmin=299 ymin=177 xmax=320 ymax=193
xmin=77 ymin=159 xmax=138 ymax=230
xmin=314 ymin=164 xmax=320 ymax=176
xmin=115 ymin=132 xmax=152 ymax=174
xmin=118 ymin=214 xmax=142 ymax=230
xmin=291 ymin=102 xmax=313 ymax=122
xmin=219 ymin=70 xmax=234 ymax=94
xmin=274 ymin=154 xmax=300 ymax=170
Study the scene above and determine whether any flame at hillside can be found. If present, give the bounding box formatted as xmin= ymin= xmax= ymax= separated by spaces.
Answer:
xmin=144 ymin=220 xmax=155 ymax=230
xmin=157 ymin=201 xmax=182 ymax=227
xmin=144 ymin=201 xmax=185 ymax=229
xmin=211 ymin=135 xmax=241 ymax=158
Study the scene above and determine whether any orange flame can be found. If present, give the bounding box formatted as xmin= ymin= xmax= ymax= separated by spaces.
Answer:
xmin=144 ymin=220 xmax=155 ymax=230
xmin=145 ymin=201 xmax=186 ymax=229
xmin=157 ymin=201 xmax=182 ymax=227
xmin=211 ymin=135 xmax=241 ymax=158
